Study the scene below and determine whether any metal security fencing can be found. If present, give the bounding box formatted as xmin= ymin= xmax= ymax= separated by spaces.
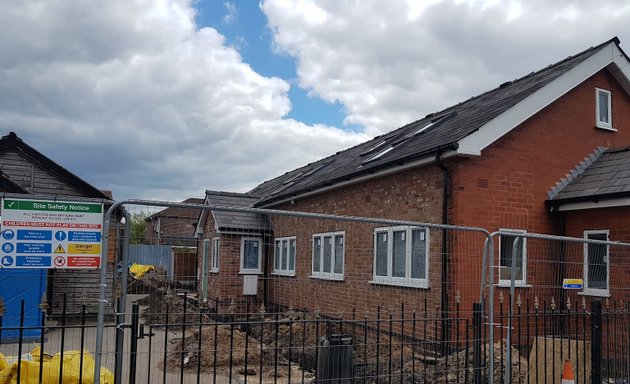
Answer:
xmin=2 ymin=199 xmax=630 ymax=384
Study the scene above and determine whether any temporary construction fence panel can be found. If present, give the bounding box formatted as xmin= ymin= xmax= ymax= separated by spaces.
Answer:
xmin=4 ymin=199 xmax=630 ymax=384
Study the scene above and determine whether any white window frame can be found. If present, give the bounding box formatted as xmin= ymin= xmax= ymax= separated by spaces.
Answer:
xmin=595 ymin=88 xmax=614 ymax=130
xmin=583 ymin=230 xmax=610 ymax=296
xmin=273 ymin=236 xmax=296 ymax=276
xmin=371 ymin=226 xmax=429 ymax=289
xmin=240 ymin=237 xmax=262 ymax=274
xmin=201 ymin=238 xmax=209 ymax=299
xmin=311 ymin=231 xmax=345 ymax=281
xmin=210 ymin=237 xmax=220 ymax=273
xmin=498 ymin=229 xmax=528 ymax=287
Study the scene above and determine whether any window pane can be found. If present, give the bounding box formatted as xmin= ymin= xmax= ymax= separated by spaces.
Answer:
xmin=500 ymin=235 xmax=523 ymax=280
xmin=375 ymin=232 xmax=388 ymax=276
xmin=281 ymin=240 xmax=288 ymax=270
xmin=323 ymin=236 xmax=332 ymax=273
xmin=392 ymin=230 xmax=406 ymax=277
xmin=243 ymin=240 xmax=259 ymax=270
xmin=275 ymin=241 xmax=281 ymax=270
xmin=212 ymin=239 xmax=219 ymax=269
xmin=313 ymin=238 xmax=321 ymax=273
xmin=587 ymin=233 xmax=607 ymax=289
xmin=334 ymin=235 xmax=344 ymax=274
xmin=289 ymin=239 xmax=296 ymax=271
xmin=411 ymin=229 xmax=426 ymax=279
xmin=598 ymin=91 xmax=609 ymax=123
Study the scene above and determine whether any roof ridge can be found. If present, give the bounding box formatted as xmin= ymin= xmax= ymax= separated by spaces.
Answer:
xmin=547 ymin=146 xmax=607 ymax=199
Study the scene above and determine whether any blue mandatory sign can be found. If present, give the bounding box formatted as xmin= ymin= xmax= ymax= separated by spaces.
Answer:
xmin=55 ymin=231 xmax=67 ymax=241
xmin=1 ymin=255 xmax=13 ymax=267
xmin=2 ymin=229 xmax=15 ymax=240
xmin=2 ymin=243 xmax=14 ymax=253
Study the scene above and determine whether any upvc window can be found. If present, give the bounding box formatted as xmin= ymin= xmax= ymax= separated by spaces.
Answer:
xmin=499 ymin=229 xmax=527 ymax=286
xmin=583 ymin=230 xmax=609 ymax=296
xmin=595 ymin=88 xmax=613 ymax=130
xmin=274 ymin=236 xmax=296 ymax=276
xmin=312 ymin=232 xmax=344 ymax=280
xmin=372 ymin=226 xmax=429 ymax=288
xmin=240 ymin=237 xmax=262 ymax=274
xmin=210 ymin=237 xmax=219 ymax=273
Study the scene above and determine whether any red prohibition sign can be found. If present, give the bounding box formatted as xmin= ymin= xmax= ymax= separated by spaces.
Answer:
xmin=54 ymin=256 xmax=65 ymax=267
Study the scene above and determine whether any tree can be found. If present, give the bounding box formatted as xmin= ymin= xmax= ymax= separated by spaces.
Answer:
xmin=129 ymin=213 xmax=147 ymax=244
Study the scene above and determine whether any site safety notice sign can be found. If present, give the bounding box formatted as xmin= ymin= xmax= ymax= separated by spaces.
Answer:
xmin=1 ymin=198 xmax=104 ymax=269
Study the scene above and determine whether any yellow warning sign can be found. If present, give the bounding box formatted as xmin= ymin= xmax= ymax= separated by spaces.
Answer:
xmin=68 ymin=243 xmax=101 ymax=255
xmin=54 ymin=244 xmax=66 ymax=254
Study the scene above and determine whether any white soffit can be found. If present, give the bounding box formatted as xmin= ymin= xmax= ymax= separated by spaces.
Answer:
xmin=457 ymin=42 xmax=630 ymax=156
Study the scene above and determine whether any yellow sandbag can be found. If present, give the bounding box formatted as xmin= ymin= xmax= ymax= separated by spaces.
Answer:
xmin=0 ymin=347 xmax=113 ymax=384
xmin=129 ymin=263 xmax=154 ymax=279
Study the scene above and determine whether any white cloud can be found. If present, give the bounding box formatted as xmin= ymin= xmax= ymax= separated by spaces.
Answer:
xmin=262 ymin=0 xmax=630 ymax=136
xmin=0 ymin=0 xmax=368 ymax=201
xmin=222 ymin=2 xmax=237 ymax=24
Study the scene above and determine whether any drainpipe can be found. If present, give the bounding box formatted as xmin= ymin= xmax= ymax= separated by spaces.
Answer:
xmin=435 ymin=151 xmax=450 ymax=353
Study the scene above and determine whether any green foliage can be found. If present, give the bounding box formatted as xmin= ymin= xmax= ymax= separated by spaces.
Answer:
xmin=129 ymin=213 xmax=147 ymax=244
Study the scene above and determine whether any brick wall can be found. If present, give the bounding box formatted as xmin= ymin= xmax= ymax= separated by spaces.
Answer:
xmin=448 ymin=69 xmax=630 ymax=310
xmin=266 ymin=165 xmax=446 ymax=330
xmin=562 ymin=206 xmax=630 ymax=301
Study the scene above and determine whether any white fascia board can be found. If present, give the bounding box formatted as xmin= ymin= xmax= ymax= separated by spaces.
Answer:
xmin=194 ymin=195 xmax=210 ymax=237
xmin=557 ymin=197 xmax=630 ymax=212
xmin=457 ymin=42 xmax=629 ymax=156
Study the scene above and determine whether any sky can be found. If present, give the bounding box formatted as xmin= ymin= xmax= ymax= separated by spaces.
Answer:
xmin=1 ymin=0 xmax=629 ymax=202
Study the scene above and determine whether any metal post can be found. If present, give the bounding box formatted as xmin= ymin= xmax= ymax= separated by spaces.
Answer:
xmin=129 ymin=303 xmax=140 ymax=384
xmin=484 ymin=237 xmax=495 ymax=383
xmin=591 ymin=299 xmax=602 ymax=384
xmin=473 ymin=302 xmax=482 ymax=384
xmin=504 ymin=236 xmax=521 ymax=384
xmin=114 ymin=208 xmax=131 ymax=384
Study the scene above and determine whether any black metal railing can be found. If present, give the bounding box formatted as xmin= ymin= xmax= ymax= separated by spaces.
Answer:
xmin=1 ymin=293 xmax=629 ymax=383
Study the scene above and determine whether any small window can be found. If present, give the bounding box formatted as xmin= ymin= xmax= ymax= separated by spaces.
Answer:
xmin=240 ymin=237 xmax=262 ymax=274
xmin=312 ymin=232 xmax=344 ymax=280
xmin=274 ymin=236 xmax=296 ymax=276
xmin=595 ymin=88 xmax=613 ymax=130
xmin=372 ymin=226 xmax=429 ymax=288
xmin=210 ymin=237 xmax=220 ymax=273
xmin=499 ymin=229 xmax=527 ymax=286
xmin=583 ymin=230 xmax=609 ymax=296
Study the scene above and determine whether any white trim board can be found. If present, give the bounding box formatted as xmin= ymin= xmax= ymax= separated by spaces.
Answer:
xmin=457 ymin=42 xmax=630 ymax=157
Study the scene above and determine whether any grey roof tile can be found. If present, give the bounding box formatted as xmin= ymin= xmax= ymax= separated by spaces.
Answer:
xmin=204 ymin=190 xmax=271 ymax=232
xmin=550 ymin=147 xmax=630 ymax=202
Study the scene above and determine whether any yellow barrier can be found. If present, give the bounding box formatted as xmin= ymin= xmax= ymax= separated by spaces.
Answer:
xmin=0 ymin=348 xmax=113 ymax=384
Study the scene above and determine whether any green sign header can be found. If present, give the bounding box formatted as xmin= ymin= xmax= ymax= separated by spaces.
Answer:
xmin=3 ymin=199 xmax=103 ymax=214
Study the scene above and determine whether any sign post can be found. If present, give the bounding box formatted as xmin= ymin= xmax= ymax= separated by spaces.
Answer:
xmin=1 ymin=198 xmax=103 ymax=269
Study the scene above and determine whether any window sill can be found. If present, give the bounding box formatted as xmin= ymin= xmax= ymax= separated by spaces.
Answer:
xmin=309 ymin=274 xmax=344 ymax=282
xmin=497 ymin=282 xmax=532 ymax=288
xmin=210 ymin=268 xmax=219 ymax=274
xmin=578 ymin=290 xmax=610 ymax=298
xmin=272 ymin=271 xmax=296 ymax=277
xmin=370 ymin=279 xmax=428 ymax=289
xmin=239 ymin=271 xmax=262 ymax=275
xmin=595 ymin=124 xmax=617 ymax=132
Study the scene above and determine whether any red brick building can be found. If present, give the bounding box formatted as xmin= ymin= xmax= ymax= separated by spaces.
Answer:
xmin=197 ymin=38 xmax=630 ymax=334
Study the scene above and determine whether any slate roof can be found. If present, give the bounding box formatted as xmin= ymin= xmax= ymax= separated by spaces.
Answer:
xmin=548 ymin=147 xmax=630 ymax=205
xmin=250 ymin=38 xmax=621 ymax=207
xmin=204 ymin=190 xmax=271 ymax=232
xmin=146 ymin=197 xmax=204 ymax=221
xmin=0 ymin=132 xmax=110 ymax=199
